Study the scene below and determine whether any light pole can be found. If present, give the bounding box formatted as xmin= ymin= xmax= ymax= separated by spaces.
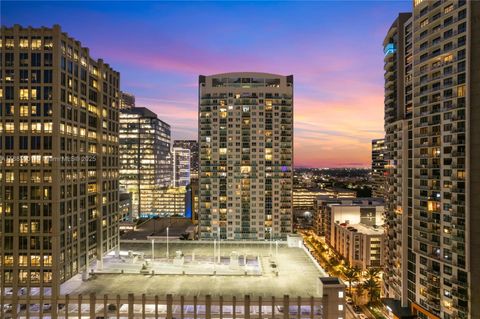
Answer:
xmin=151 ymin=239 xmax=155 ymax=262
xmin=275 ymin=240 xmax=278 ymax=260
xmin=213 ymin=238 xmax=216 ymax=273
xmin=217 ymin=228 xmax=221 ymax=264
xmin=166 ymin=227 xmax=169 ymax=259
xmin=269 ymin=238 xmax=272 ymax=257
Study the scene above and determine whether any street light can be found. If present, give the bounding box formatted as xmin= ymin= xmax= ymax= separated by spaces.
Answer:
xmin=166 ymin=226 xmax=169 ymax=259
xmin=217 ymin=228 xmax=221 ymax=264
xmin=151 ymin=239 xmax=155 ymax=261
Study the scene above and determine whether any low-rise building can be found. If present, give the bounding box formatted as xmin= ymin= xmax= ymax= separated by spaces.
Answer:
xmin=319 ymin=198 xmax=384 ymax=270
xmin=333 ymin=221 xmax=384 ymax=269
xmin=294 ymin=187 xmax=357 ymax=230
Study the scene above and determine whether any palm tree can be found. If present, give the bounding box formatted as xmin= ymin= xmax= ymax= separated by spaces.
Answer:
xmin=343 ymin=266 xmax=360 ymax=296
xmin=362 ymin=277 xmax=380 ymax=305
xmin=354 ymin=283 xmax=364 ymax=305
xmin=365 ymin=267 xmax=381 ymax=281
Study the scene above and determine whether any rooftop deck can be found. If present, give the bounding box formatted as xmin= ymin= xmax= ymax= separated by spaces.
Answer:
xmin=61 ymin=241 xmax=327 ymax=298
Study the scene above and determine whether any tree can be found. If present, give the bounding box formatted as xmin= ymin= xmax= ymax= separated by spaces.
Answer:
xmin=362 ymin=277 xmax=380 ymax=305
xmin=365 ymin=267 xmax=381 ymax=281
xmin=343 ymin=266 xmax=360 ymax=296
xmin=354 ymin=283 xmax=365 ymax=305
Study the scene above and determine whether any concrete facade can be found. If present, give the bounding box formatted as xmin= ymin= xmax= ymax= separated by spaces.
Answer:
xmin=384 ymin=2 xmax=480 ymax=318
xmin=198 ymin=73 xmax=293 ymax=240
xmin=0 ymin=25 xmax=120 ymax=298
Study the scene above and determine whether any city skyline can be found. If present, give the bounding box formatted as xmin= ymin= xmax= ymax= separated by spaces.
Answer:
xmin=2 ymin=0 xmax=412 ymax=168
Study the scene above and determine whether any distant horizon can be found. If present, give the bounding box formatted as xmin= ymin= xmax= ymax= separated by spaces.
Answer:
xmin=2 ymin=0 xmax=411 ymax=167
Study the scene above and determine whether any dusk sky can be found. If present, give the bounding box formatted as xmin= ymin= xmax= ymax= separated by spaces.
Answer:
xmin=2 ymin=1 xmax=411 ymax=168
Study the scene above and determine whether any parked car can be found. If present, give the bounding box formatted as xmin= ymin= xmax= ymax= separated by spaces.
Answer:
xmin=353 ymin=305 xmax=362 ymax=314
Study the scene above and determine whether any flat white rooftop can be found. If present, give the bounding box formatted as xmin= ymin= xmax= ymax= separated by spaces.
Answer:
xmin=338 ymin=223 xmax=383 ymax=235
xmin=61 ymin=241 xmax=327 ymax=298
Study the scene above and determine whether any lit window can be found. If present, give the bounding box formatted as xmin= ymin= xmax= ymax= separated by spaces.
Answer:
xmin=31 ymin=38 xmax=42 ymax=50
xmin=420 ymin=18 xmax=429 ymax=28
xmin=44 ymin=122 xmax=53 ymax=133
xmin=19 ymin=38 xmax=29 ymax=48
xmin=19 ymin=122 xmax=29 ymax=132
xmin=20 ymin=89 xmax=29 ymax=100
xmin=20 ymin=105 xmax=29 ymax=116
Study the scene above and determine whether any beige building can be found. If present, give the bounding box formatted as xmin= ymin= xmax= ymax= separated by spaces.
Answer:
xmin=320 ymin=198 xmax=383 ymax=241
xmin=383 ymin=2 xmax=480 ymax=318
xmin=198 ymin=73 xmax=293 ymax=240
xmin=332 ymin=222 xmax=384 ymax=270
xmin=322 ymin=201 xmax=384 ymax=270
xmin=0 ymin=25 xmax=120 ymax=296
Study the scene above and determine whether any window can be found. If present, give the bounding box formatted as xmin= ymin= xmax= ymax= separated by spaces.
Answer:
xmin=31 ymin=53 xmax=41 ymax=66
xmin=44 ymin=70 xmax=53 ymax=83
xmin=20 ymin=105 xmax=29 ymax=116
xmin=31 ymin=37 xmax=42 ymax=50
xmin=44 ymin=53 xmax=53 ymax=66
xmin=444 ymin=4 xmax=454 ymax=14
xmin=20 ymin=89 xmax=29 ymax=100
xmin=420 ymin=18 xmax=429 ymax=28
xmin=19 ymin=37 xmax=29 ymax=48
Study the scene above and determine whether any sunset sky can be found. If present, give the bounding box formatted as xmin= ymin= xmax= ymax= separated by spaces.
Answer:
xmin=3 ymin=1 xmax=411 ymax=168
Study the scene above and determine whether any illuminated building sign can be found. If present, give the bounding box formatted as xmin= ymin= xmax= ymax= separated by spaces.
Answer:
xmin=384 ymin=43 xmax=396 ymax=56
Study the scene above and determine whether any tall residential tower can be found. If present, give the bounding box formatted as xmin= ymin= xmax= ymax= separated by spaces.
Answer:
xmin=198 ymin=73 xmax=293 ymax=240
xmin=383 ymin=2 xmax=480 ymax=318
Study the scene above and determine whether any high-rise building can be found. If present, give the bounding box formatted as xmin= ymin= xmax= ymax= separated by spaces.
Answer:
xmin=383 ymin=2 xmax=480 ymax=318
xmin=0 ymin=25 xmax=120 ymax=295
xmin=119 ymin=91 xmax=135 ymax=110
xmin=119 ymin=191 xmax=133 ymax=222
xmin=154 ymin=186 xmax=187 ymax=216
xmin=173 ymin=147 xmax=190 ymax=187
xmin=173 ymin=140 xmax=199 ymax=179
xmin=382 ymin=12 xmax=413 ymax=314
xmin=119 ymin=106 xmax=172 ymax=217
xmin=371 ymin=138 xmax=386 ymax=198
xmin=198 ymin=72 xmax=293 ymax=240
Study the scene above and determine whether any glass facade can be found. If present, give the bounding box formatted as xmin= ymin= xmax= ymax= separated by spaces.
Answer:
xmin=119 ymin=107 xmax=172 ymax=218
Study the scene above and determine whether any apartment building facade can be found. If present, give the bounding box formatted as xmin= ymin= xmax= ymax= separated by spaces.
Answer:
xmin=382 ymin=12 xmax=414 ymax=311
xmin=0 ymin=25 xmax=120 ymax=295
xmin=173 ymin=140 xmax=199 ymax=180
xmin=383 ymin=1 xmax=480 ymax=318
xmin=371 ymin=138 xmax=387 ymax=198
xmin=198 ymin=72 xmax=293 ymax=240
xmin=173 ymin=147 xmax=190 ymax=187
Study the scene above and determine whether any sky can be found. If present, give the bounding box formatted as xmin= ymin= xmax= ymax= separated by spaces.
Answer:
xmin=2 ymin=0 xmax=412 ymax=168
